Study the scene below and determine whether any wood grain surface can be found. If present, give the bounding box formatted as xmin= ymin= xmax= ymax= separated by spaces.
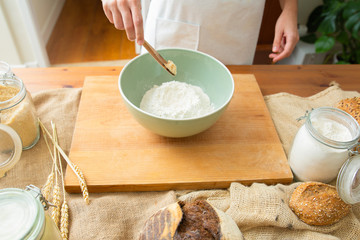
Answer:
xmin=64 ymin=74 xmax=292 ymax=193
xmin=13 ymin=65 xmax=360 ymax=97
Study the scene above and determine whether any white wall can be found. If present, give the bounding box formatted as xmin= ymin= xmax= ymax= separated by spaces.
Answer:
xmin=0 ymin=4 xmax=22 ymax=64
xmin=0 ymin=0 xmax=64 ymax=67
xmin=31 ymin=0 xmax=65 ymax=43
xmin=0 ymin=0 xmax=33 ymax=66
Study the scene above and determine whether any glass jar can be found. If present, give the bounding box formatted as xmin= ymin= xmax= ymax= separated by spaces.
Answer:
xmin=0 ymin=124 xmax=22 ymax=177
xmin=0 ymin=75 xmax=40 ymax=150
xmin=0 ymin=185 xmax=62 ymax=239
xmin=289 ymin=107 xmax=360 ymax=183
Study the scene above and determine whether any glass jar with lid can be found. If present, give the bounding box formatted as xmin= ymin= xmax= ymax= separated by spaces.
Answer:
xmin=0 ymin=185 xmax=62 ymax=239
xmin=289 ymin=107 xmax=360 ymax=204
xmin=0 ymin=74 xmax=40 ymax=150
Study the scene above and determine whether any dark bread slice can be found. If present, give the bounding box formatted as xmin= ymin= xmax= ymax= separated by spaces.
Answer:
xmin=139 ymin=200 xmax=243 ymax=239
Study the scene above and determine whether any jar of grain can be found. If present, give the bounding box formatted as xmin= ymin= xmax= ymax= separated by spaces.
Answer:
xmin=0 ymin=185 xmax=62 ymax=239
xmin=0 ymin=75 xmax=40 ymax=150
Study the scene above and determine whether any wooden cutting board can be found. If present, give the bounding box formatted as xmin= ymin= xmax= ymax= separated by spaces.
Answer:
xmin=65 ymin=74 xmax=293 ymax=193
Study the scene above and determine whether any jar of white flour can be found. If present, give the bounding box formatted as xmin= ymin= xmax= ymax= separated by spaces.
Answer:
xmin=289 ymin=107 xmax=360 ymax=184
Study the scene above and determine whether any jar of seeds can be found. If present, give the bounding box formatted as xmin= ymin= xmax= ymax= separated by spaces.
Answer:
xmin=0 ymin=70 xmax=39 ymax=150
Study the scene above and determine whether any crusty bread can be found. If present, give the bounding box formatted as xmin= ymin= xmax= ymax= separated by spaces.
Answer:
xmin=139 ymin=202 xmax=183 ymax=240
xmin=139 ymin=200 xmax=243 ymax=240
xmin=336 ymin=97 xmax=360 ymax=124
xmin=289 ymin=182 xmax=351 ymax=226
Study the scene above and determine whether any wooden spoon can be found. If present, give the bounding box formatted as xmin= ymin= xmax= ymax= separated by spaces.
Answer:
xmin=142 ymin=40 xmax=176 ymax=76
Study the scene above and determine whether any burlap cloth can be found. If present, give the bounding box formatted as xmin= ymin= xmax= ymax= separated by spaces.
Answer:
xmin=1 ymin=84 xmax=360 ymax=239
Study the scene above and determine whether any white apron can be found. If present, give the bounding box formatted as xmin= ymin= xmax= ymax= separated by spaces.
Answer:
xmin=141 ymin=0 xmax=265 ymax=65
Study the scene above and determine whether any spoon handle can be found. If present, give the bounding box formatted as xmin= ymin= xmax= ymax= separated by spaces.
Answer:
xmin=143 ymin=41 xmax=175 ymax=76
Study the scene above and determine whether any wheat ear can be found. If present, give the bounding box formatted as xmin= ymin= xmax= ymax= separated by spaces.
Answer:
xmin=42 ymin=170 xmax=55 ymax=201
xmin=39 ymin=120 xmax=90 ymax=204
xmin=72 ymin=163 xmax=89 ymax=204
xmin=60 ymin=200 xmax=69 ymax=240
xmin=51 ymin=183 xmax=61 ymax=227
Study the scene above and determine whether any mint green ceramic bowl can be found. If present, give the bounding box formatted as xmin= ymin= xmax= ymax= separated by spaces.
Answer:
xmin=119 ymin=48 xmax=234 ymax=138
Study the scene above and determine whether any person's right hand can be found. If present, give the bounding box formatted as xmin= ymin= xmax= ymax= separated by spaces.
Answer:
xmin=102 ymin=0 xmax=144 ymax=45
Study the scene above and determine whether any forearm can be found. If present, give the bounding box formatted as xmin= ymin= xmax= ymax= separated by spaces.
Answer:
xmin=270 ymin=0 xmax=299 ymax=62
xmin=279 ymin=0 xmax=298 ymax=14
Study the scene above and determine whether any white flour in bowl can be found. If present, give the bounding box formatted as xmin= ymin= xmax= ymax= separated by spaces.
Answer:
xmin=140 ymin=81 xmax=214 ymax=119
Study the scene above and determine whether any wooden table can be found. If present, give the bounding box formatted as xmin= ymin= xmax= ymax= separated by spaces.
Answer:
xmin=9 ymin=64 xmax=360 ymax=192
xmin=12 ymin=65 xmax=360 ymax=96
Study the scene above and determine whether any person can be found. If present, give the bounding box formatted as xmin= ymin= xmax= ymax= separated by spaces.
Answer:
xmin=101 ymin=0 xmax=299 ymax=64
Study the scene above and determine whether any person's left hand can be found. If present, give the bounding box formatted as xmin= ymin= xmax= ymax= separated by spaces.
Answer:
xmin=269 ymin=9 xmax=299 ymax=63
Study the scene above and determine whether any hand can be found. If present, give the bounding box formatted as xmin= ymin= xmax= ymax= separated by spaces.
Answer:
xmin=269 ymin=5 xmax=299 ymax=63
xmin=102 ymin=0 xmax=144 ymax=45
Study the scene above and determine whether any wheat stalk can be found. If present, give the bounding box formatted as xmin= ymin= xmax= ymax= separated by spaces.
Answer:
xmin=41 ymin=124 xmax=57 ymax=201
xmin=51 ymin=123 xmax=62 ymax=227
xmin=51 ymin=122 xmax=70 ymax=240
xmin=39 ymin=120 xmax=90 ymax=204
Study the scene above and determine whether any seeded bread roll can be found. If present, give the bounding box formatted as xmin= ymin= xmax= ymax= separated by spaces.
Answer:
xmin=289 ymin=182 xmax=351 ymax=226
xmin=336 ymin=97 xmax=360 ymax=124
xmin=139 ymin=200 xmax=243 ymax=240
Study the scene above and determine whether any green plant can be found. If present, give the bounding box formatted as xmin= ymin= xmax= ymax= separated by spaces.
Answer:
xmin=301 ymin=0 xmax=360 ymax=64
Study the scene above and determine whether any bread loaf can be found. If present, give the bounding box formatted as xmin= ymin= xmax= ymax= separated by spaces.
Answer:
xmin=289 ymin=182 xmax=351 ymax=226
xmin=139 ymin=200 xmax=243 ymax=240
xmin=336 ymin=97 xmax=360 ymax=124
